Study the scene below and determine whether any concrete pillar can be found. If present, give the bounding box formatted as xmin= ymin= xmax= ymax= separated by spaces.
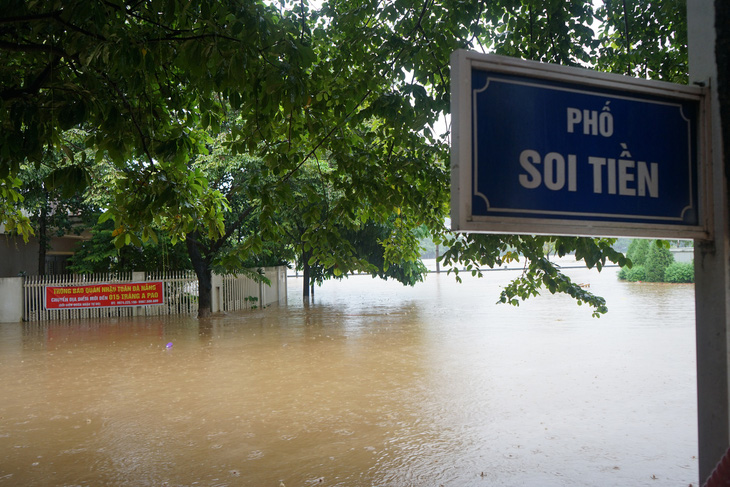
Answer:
xmin=259 ymin=271 xmax=266 ymax=307
xmin=278 ymin=266 xmax=287 ymax=305
xmin=131 ymin=271 xmax=145 ymax=317
xmin=211 ymin=274 xmax=223 ymax=313
xmin=0 ymin=277 xmax=23 ymax=323
xmin=688 ymin=1 xmax=730 ymax=481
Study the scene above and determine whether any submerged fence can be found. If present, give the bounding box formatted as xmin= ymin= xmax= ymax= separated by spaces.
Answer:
xmin=23 ymin=272 xmax=137 ymax=322
xmin=18 ymin=267 xmax=287 ymax=322
xmin=217 ymin=267 xmax=287 ymax=312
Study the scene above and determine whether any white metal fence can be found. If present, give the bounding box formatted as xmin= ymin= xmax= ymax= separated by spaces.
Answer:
xmin=23 ymin=272 xmax=136 ymax=322
xmin=217 ymin=267 xmax=287 ymax=312
xmin=21 ymin=267 xmax=287 ymax=322
xmin=145 ymin=270 xmax=199 ymax=317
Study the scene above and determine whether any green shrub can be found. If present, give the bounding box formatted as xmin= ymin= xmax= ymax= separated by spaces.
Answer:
xmin=626 ymin=239 xmax=651 ymax=267
xmin=618 ymin=239 xmax=694 ymax=283
xmin=617 ymin=266 xmax=629 ymax=280
xmin=664 ymin=262 xmax=694 ymax=283
xmin=618 ymin=265 xmax=647 ymax=282
xmin=644 ymin=242 xmax=674 ymax=282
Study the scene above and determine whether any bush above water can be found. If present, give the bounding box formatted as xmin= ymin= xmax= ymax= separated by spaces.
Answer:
xmin=618 ymin=240 xmax=693 ymax=283
xmin=664 ymin=262 xmax=694 ymax=283
xmin=625 ymin=239 xmax=651 ymax=267
xmin=644 ymin=243 xmax=675 ymax=282
xmin=618 ymin=265 xmax=647 ymax=282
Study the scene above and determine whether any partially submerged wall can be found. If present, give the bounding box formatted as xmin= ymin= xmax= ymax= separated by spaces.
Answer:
xmin=0 ymin=277 xmax=23 ymax=323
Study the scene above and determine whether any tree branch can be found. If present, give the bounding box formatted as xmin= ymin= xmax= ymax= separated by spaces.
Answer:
xmin=0 ymin=11 xmax=62 ymax=24
xmin=100 ymin=0 xmax=181 ymax=33
xmin=277 ymin=0 xmax=431 ymax=187
xmin=621 ymin=0 xmax=632 ymax=75
xmin=0 ymin=39 xmax=66 ymax=57
xmin=99 ymin=72 xmax=156 ymax=167
xmin=209 ymin=205 xmax=256 ymax=254
xmin=0 ymin=57 xmax=62 ymax=101
xmin=52 ymin=14 xmax=107 ymax=41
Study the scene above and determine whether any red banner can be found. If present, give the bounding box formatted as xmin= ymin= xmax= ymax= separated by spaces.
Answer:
xmin=45 ymin=281 xmax=164 ymax=310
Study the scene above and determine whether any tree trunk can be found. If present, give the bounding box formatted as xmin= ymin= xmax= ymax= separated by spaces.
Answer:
xmin=302 ymin=249 xmax=311 ymax=300
xmin=186 ymin=233 xmax=213 ymax=318
xmin=37 ymin=189 xmax=48 ymax=276
xmin=435 ymin=244 xmax=440 ymax=273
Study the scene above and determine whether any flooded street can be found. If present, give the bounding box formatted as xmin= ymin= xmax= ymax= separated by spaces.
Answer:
xmin=0 ymin=266 xmax=697 ymax=486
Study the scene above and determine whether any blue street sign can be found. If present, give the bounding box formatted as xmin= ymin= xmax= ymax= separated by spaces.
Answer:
xmin=451 ymin=51 xmax=708 ymax=238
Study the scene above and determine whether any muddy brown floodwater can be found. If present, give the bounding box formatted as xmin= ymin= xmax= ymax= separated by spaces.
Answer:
xmin=0 ymin=266 xmax=697 ymax=486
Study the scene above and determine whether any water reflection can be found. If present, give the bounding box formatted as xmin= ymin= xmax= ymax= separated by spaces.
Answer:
xmin=0 ymin=268 xmax=697 ymax=486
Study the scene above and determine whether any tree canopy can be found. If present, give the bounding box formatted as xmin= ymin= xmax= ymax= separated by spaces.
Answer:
xmin=1 ymin=0 xmax=692 ymax=316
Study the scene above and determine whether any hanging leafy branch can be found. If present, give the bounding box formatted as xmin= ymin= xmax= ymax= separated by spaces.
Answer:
xmin=1 ymin=0 xmax=690 ymax=316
